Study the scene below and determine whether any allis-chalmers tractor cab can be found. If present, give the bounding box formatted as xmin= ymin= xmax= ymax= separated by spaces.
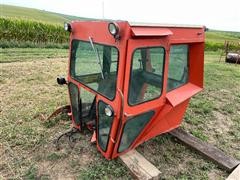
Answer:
xmin=57 ymin=20 xmax=205 ymax=159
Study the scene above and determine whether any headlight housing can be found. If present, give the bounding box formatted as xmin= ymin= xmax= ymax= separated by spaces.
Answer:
xmin=108 ymin=22 xmax=120 ymax=39
xmin=104 ymin=105 xmax=114 ymax=117
xmin=64 ymin=22 xmax=71 ymax=32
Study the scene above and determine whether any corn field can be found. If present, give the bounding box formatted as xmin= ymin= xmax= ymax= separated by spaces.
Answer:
xmin=0 ymin=17 xmax=68 ymax=45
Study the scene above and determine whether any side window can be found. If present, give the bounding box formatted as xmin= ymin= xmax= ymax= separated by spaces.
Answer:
xmin=128 ymin=47 xmax=165 ymax=105
xmin=167 ymin=45 xmax=189 ymax=92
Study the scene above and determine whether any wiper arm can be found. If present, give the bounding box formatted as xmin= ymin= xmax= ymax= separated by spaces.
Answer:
xmin=88 ymin=37 xmax=104 ymax=79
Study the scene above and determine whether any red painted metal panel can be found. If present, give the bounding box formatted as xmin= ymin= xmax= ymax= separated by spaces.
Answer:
xmin=166 ymin=83 xmax=202 ymax=107
xmin=141 ymin=99 xmax=190 ymax=143
xmin=131 ymin=27 xmax=173 ymax=37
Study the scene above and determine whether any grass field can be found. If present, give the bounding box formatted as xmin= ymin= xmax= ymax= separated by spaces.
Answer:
xmin=0 ymin=5 xmax=92 ymax=48
xmin=205 ymin=31 xmax=240 ymax=51
xmin=0 ymin=49 xmax=239 ymax=179
xmin=0 ymin=4 xmax=90 ymax=25
xmin=0 ymin=48 xmax=68 ymax=63
xmin=206 ymin=31 xmax=240 ymax=44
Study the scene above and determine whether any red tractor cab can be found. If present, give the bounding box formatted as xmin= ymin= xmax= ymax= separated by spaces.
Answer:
xmin=60 ymin=20 xmax=205 ymax=159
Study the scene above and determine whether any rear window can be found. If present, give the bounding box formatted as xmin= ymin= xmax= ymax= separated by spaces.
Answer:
xmin=167 ymin=45 xmax=189 ymax=91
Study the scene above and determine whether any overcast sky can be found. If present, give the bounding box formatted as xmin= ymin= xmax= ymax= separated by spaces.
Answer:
xmin=2 ymin=0 xmax=240 ymax=32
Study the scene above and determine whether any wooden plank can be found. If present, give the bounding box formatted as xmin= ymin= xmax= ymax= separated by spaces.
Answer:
xmin=169 ymin=128 xmax=240 ymax=172
xmin=226 ymin=165 xmax=240 ymax=180
xmin=120 ymin=150 xmax=161 ymax=180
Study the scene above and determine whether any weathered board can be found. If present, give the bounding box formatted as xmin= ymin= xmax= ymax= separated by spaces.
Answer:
xmin=169 ymin=128 xmax=240 ymax=172
xmin=120 ymin=150 xmax=161 ymax=180
xmin=226 ymin=164 xmax=240 ymax=180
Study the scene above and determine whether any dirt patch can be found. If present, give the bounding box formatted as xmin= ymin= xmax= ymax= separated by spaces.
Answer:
xmin=212 ymin=111 xmax=232 ymax=133
xmin=205 ymin=110 xmax=234 ymax=146
xmin=30 ymin=133 xmax=97 ymax=179
xmin=208 ymin=169 xmax=226 ymax=180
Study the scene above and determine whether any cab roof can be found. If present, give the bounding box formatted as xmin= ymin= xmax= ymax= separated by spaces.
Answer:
xmin=70 ymin=20 xmax=205 ymax=42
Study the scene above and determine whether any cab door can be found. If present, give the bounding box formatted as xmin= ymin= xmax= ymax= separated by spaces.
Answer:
xmin=94 ymin=43 xmax=126 ymax=159
xmin=113 ymin=38 xmax=169 ymax=156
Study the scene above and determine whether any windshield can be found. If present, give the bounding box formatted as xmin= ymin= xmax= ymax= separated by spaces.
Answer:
xmin=70 ymin=39 xmax=119 ymax=100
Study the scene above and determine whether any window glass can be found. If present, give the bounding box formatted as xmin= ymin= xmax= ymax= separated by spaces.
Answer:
xmin=98 ymin=101 xmax=114 ymax=152
xmin=70 ymin=40 xmax=118 ymax=100
xmin=118 ymin=111 xmax=155 ymax=152
xmin=128 ymin=47 xmax=165 ymax=105
xmin=68 ymin=83 xmax=81 ymax=126
xmin=167 ymin=45 xmax=189 ymax=91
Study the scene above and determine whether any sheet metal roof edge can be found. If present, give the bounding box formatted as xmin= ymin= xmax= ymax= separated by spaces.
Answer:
xmin=130 ymin=22 xmax=204 ymax=29
xmin=131 ymin=27 xmax=173 ymax=36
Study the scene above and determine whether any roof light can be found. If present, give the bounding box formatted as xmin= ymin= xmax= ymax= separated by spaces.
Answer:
xmin=64 ymin=22 xmax=71 ymax=32
xmin=108 ymin=22 xmax=120 ymax=39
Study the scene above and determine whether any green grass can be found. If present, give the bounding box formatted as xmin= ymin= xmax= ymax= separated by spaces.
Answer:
xmin=23 ymin=165 xmax=38 ymax=180
xmin=206 ymin=31 xmax=240 ymax=44
xmin=79 ymin=159 xmax=129 ymax=179
xmin=0 ymin=48 xmax=68 ymax=63
xmin=0 ymin=49 xmax=239 ymax=179
xmin=0 ymin=40 xmax=69 ymax=49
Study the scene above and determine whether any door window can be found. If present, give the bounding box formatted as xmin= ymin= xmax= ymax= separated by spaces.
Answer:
xmin=128 ymin=47 xmax=165 ymax=105
xmin=70 ymin=40 xmax=119 ymax=100
xmin=98 ymin=101 xmax=114 ymax=151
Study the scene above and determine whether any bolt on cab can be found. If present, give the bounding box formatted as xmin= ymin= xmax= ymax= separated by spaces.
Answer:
xmin=61 ymin=21 xmax=205 ymax=159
